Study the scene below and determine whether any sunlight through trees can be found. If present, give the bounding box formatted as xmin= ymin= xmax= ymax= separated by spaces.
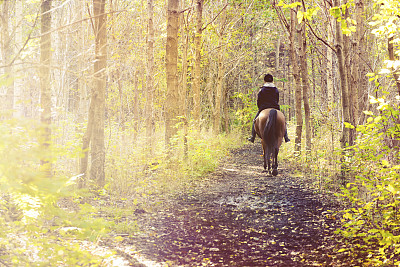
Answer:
xmin=0 ymin=0 xmax=400 ymax=265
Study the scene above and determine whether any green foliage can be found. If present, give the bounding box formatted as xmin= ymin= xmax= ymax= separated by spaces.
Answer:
xmin=370 ymin=0 xmax=400 ymax=38
xmin=185 ymin=130 xmax=239 ymax=178
xmin=0 ymin=118 xmax=113 ymax=266
xmin=252 ymin=0 xmax=271 ymax=10
xmin=277 ymin=1 xmax=302 ymax=9
xmin=232 ymin=91 xmax=258 ymax=132
xmin=296 ymin=7 xmax=319 ymax=23
xmin=277 ymin=1 xmax=319 ymax=24
xmin=370 ymin=0 xmax=400 ymax=76
xmin=105 ymin=120 xmax=243 ymax=198
xmin=335 ymin=97 xmax=400 ymax=266
xmin=329 ymin=3 xmax=357 ymax=36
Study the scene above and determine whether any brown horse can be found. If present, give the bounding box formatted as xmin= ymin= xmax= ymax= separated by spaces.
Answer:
xmin=254 ymin=108 xmax=286 ymax=176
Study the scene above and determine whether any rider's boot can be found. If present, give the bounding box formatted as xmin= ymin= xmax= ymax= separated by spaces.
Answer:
xmin=248 ymin=120 xmax=256 ymax=143
xmin=248 ymin=135 xmax=255 ymax=143
xmin=284 ymin=128 xmax=290 ymax=143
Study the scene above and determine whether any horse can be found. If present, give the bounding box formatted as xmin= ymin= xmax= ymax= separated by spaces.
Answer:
xmin=254 ymin=108 xmax=286 ymax=176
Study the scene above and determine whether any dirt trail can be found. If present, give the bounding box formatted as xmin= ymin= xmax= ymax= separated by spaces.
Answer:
xmin=122 ymin=144 xmax=348 ymax=266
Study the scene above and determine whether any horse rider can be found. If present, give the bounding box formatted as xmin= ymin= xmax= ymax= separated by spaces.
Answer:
xmin=248 ymin=73 xmax=290 ymax=143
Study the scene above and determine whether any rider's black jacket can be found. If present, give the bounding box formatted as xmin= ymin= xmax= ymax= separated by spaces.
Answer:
xmin=257 ymin=83 xmax=280 ymax=111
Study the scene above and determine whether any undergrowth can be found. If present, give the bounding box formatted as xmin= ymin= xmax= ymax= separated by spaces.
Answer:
xmin=286 ymin=96 xmax=400 ymax=266
xmin=7 ymin=91 xmax=400 ymax=266
xmin=0 ymin=118 xmax=110 ymax=266
xmin=0 ymin=115 xmax=244 ymax=265
xmin=105 ymin=124 xmax=244 ymax=197
xmin=334 ymin=96 xmax=400 ymax=266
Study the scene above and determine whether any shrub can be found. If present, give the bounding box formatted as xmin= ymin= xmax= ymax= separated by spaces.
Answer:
xmin=0 ymin=118 xmax=109 ymax=266
xmin=335 ymin=96 xmax=400 ymax=266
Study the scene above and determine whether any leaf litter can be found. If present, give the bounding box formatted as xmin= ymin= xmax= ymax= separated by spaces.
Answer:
xmin=116 ymin=144 xmax=356 ymax=266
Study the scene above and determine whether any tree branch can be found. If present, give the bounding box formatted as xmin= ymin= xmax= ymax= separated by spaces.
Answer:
xmin=305 ymin=20 xmax=336 ymax=52
xmin=0 ymin=4 xmax=40 ymax=69
xmin=201 ymin=3 xmax=228 ymax=31
xmin=179 ymin=5 xmax=195 ymax=13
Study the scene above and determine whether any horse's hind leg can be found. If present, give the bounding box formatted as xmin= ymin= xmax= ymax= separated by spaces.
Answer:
xmin=268 ymin=157 xmax=272 ymax=175
xmin=272 ymin=148 xmax=279 ymax=176
xmin=267 ymin=149 xmax=272 ymax=175
xmin=263 ymin=154 xmax=268 ymax=173
xmin=262 ymin=142 xmax=268 ymax=172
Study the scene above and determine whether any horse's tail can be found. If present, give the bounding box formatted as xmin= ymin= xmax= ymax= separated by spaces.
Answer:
xmin=263 ymin=109 xmax=278 ymax=156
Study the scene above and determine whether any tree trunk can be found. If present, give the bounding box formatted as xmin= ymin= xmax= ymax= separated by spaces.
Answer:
xmin=275 ymin=34 xmax=281 ymax=76
xmin=275 ymin=33 xmax=282 ymax=112
xmin=77 ymin=0 xmax=87 ymax=126
xmin=326 ymin=24 xmax=334 ymax=108
xmin=290 ymin=6 xmax=302 ymax=156
xmin=352 ymin=1 xmax=361 ymax=124
xmin=214 ymin=45 xmax=225 ymax=134
xmin=165 ymin=0 xmax=180 ymax=146
xmin=88 ymin=0 xmax=107 ymax=187
xmin=1 ymin=1 xmax=14 ymax=116
xmin=146 ymin=0 xmax=155 ymax=151
xmin=334 ymin=0 xmax=351 ymax=148
xmin=355 ymin=0 xmax=368 ymax=124
xmin=133 ymin=70 xmax=139 ymax=141
xmin=311 ymin=48 xmax=316 ymax=110
xmin=333 ymin=0 xmax=352 ymax=181
xmin=342 ymin=0 xmax=355 ymax=144
xmin=79 ymin=99 xmax=94 ymax=188
xmin=388 ymin=37 xmax=400 ymax=95
xmin=287 ymin=53 xmax=293 ymax=121
xmin=299 ymin=20 xmax=311 ymax=155
xmin=213 ymin=8 xmax=226 ymax=135
xmin=222 ymin=85 xmax=230 ymax=133
xmin=193 ymin=0 xmax=203 ymax=126
xmin=326 ymin=9 xmax=335 ymax=156
xmin=180 ymin=6 xmax=189 ymax=158
xmin=40 ymin=0 xmax=52 ymax=175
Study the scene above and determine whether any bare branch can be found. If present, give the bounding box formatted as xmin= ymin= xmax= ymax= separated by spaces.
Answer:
xmin=201 ymin=3 xmax=228 ymax=31
xmin=30 ymin=9 xmax=126 ymax=39
xmin=179 ymin=5 xmax=195 ymax=13
xmin=0 ymin=4 xmax=41 ymax=69
xmin=271 ymin=3 xmax=290 ymax=32
xmin=305 ymin=20 xmax=336 ymax=52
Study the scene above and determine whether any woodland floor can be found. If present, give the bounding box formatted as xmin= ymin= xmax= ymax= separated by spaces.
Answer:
xmin=105 ymin=143 xmax=355 ymax=266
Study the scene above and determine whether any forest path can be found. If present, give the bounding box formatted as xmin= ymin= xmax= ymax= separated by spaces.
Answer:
xmin=121 ymin=143 xmax=347 ymax=266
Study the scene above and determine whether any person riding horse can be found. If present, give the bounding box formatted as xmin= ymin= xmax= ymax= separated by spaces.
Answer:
xmin=248 ymin=74 xmax=290 ymax=143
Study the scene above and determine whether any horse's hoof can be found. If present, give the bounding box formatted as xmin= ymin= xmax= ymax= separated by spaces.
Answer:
xmin=272 ymin=169 xmax=278 ymax=176
xmin=262 ymin=169 xmax=268 ymax=173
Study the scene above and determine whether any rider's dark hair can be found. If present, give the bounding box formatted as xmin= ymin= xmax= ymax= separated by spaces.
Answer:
xmin=264 ymin=74 xmax=273 ymax=82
